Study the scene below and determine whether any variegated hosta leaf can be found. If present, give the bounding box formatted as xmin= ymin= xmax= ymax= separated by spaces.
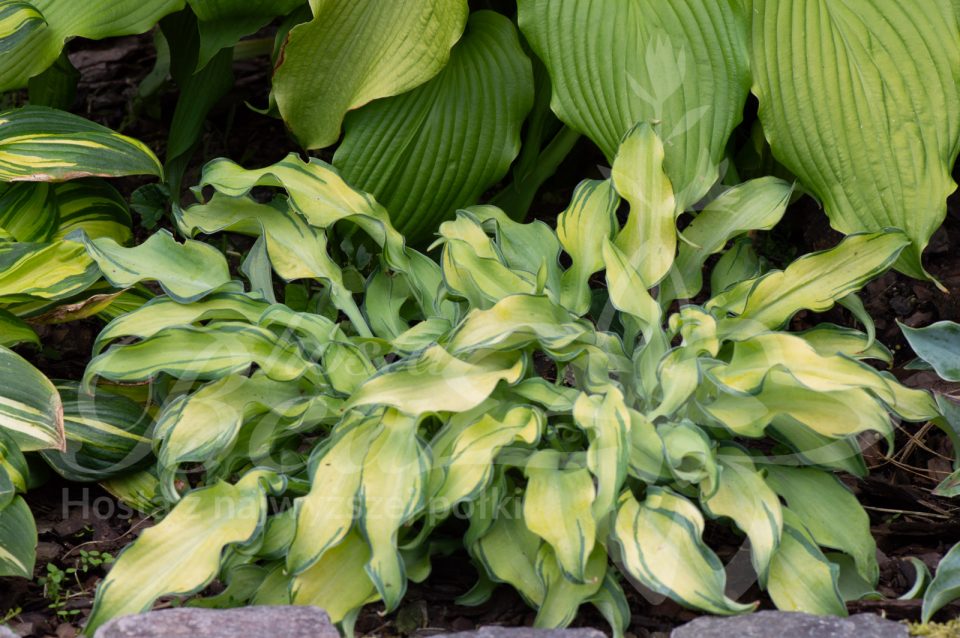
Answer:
xmin=272 ymin=0 xmax=468 ymax=149
xmin=534 ymin=544 xmax=606 ymax=629
xmin=334 ymin=12 xmax=533 ymax=245
xmin=659 ymin=421 xmax=717 ymax=491
xmin=701 ymin=445 xmax=782 ymax=584
xmin=0 ymin=181 xmax=57 ymax=241
xmin=798 ymin=324 xmax=892 ymax=364
xmin=750 ymin=0 xmax=960 ymax=280
xmin=348 ymin=345 xmax=523 ymax=416
xmin=0 ymin=240 xmax=97 ymax=302
xmin=901 ymin=320 xmax=960 ymax=382
xmin=84 ymin=469 xmax=285 ymax=634
xmin=710 ymin=231 xmax=909 ymax=340
xmin=614 ymin=488 xmax=754 ymax=614
xmin=586 ymin=572 xmax=631 ymax=638
xmin=0 ymin=105 xmax=162 ymax=180
xmin=764 ymin=465 xmax=878 ymax=585
xmin=0 ymin=495 xmax=36 ymax=578
xmin=601 ymin=239 xmax=662 ymax=343
xmin=766 ymin=508 xmax=846 ymax=615
xmin=0 ymin=429 xmax=29 ymax=500
xmin=0 ymin=1 xmax=183 ymax=91
xmin=768 ymin=425 xmax=868 ymax=479
xmin=73 ymin=229 xmax=230 ymax=304
xmin=572 ymin=390 xmax=629 ymax=522
xmin=84 ymin=322 xmax=319 ymax=391
xmin=518 ymin=0 xmax=750 ymax=209
xmin=0 ymin=345 xmax=64 ymax=451
xmin=662 ymin=177 xmax=792 ymax=301
xmin=50 ymin=179 xmax=132 ymax=243
xmin=612 ymin=123 xmax=677 ymax=286
xmin=474 ymin=498 xmax=545 ymax=606
xmin=522 ymin=450 xmax=596 ymax=583
xmin=626 ymin=408 xmax=666 ymax=482
xmin=557 ymin=179 xmax=619 ymax=315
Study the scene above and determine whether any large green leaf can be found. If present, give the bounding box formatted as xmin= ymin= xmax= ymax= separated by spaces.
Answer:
xmin=85 ymin=469 xmax=284 ymax=634
xmin=0 ymin=0 xmax=184 ymax=91
xmin=0 ymin=106 xmax=162 ymax=180
xmin=750 ymin=0 xmax=960 ymax=280
xmin=186 ymin=0 xmax=302 ymax=70
xmin=272 ymin=0 xmax=468 ymax=149
xmin=0 ymin=495 xmax=36 ymax=578
xmin=0 ymin=345 xmax=64 ymax=452
xmin=333 ymin=11 xmax=533 ymax=245
xmin=518 ymin=0 xmax=750 ymax=209
xmin=900 ymin=320 xmax=960 ymax=382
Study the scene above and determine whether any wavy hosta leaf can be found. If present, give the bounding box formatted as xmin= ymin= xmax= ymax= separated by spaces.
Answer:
xmin=750 ymin=0 xmax=960 ymax=280
xmin=0 ymin=496 xmax=36 ymax=578
xmin=519 ymin=0 xmax=750 ymax=209
xmin=573 ymin=390 xmax=629 ymax=522
xmin=84 ymin=469 xmax=284 ymax=634
xmin=0 ymin=345 xmax=63 ymax=451
xmin=273 ymin=0 xmax=468 ymax=149
xmin=75 ymin=229 xmax=230 ymax=303
xmin=534 ymin=545 xmax=606 ymax=629
xmin=901 ymin=320 xmax=960 ymax=382
xmin=0 ymin=240 xmax=97 ymax=301
xmin=767 ymin=508 xmax=846 ymax=615
xmin=798 ymin=324 xmax=892 ymax=363
xmin=922 ymin=541 xmax=960 ymax=622
xmin=334 ymin=11 xmax=533 ymax=245
xmin=474 ymin=499 xmax=545 ymax=606
xmin=0 ymin=106 xmax=162 ymax=180
xmin=557 ymin=180 xmax=619 ymax=315
xmin=614 ymin=488 xmax=754 ymax=614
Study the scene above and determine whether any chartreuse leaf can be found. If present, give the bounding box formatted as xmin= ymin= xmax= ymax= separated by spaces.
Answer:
xmin=612 ymin=123 xmax=677 ymax=286
xmin=292 ymin=529 xmax=380 ymax=625
xmin=798 ymin=324 xmax=892 ymax=364
xmin=701 ymin=445 xmax=782 ymax=585
xmin=273 ymin=0 xmax=468 ymax=149
xmin=556 ymin=180 xmax=619 ymax=315
xmin=0 ymin=240 xmax=97 ymax=301
xmin=626 ymin=409 xmax=665 ymax=482
xmin=474 ymin=498 xmax=545 ymax=606
xmin=900 ymin=320 xmax=960 ymax=382
xmin=660 ymin=421 xmax=717 ymax=491
xmin=518 ymin=0 xmax=750 ymax=209
xmin=348 ymin=345 xmax=523 ymax=416
xmin=85 ymin=469 xmax=285 ymax=634
xmin=334 ymin=12 xmax=533 ymax=245
xmin=750 ymin=0 xmax=960 ymax=280
xmin=662 ymin=177 xmax=792 ymax=301
xmin=767 ymin=508 xmax=846 ymax=615
xmin=0 ymin=1 xmax=184 ymax=91
xmin=535 ymin=544 xmax=606 ymax=629
xmin=522 ymin=450 xmax=596 ymax=583
xmin=573 ymin=391 xmax=629 ymax=522
xmin=0 ymin=346 xmax=64 ymax=452
xmin=0 ymin=106 xmax=162 ymax=180
xmin=74 ymin=229 xmax=230 ymax=303
xmin=0 ymin=496 xmax=36 ymax=578
xmin=615 ymin=488 xmax=754 ymax=614
xmin=922 ymin=541 xmax=960 ymax=622
xmin=764 ymin=466 xmax=877 ymax=585
xmin=711 ymin=231 xmax=909 ymax=340
xmin=710 ymin=237 xmax=763 ymax=295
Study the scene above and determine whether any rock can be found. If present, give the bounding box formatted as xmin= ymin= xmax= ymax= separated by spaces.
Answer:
xmin=93 ymin=606 xmax=338 ymax=638
xmin=436 ymin=627 xmax=607 ymax=638
xmin=0 ymin=626 xmax=19 ymax=638
xmin=670 ymin=611 xmax=908 ymax=637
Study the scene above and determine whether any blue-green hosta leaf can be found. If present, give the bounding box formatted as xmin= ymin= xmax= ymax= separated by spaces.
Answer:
xmin=75 ymin=229 xmax=230 ymax=304
xmin=0 ymin=496 xmax=36 ymax=578
xmin=273 ymin=0 xmax=468 ymax=149
xmin=572 ymin=390 xmax=629 ymax=522
xmin=922 ymin=541 xmax=960 ymax=622
xmin=0 ymin=240 xmax=97 ymax=302
xmin=701 ymin=445 xmax=782 ymax=585
xmin=84 ymin=322 xmax=318 ymax=390
xmin=518 ymin=0 xmax=750 ymax=209
xmin=710 ymin=231 xmax=909 ymax=340
xmin=900 ymin=320 xmax=960 ymax=382
xmin=0 ymin=106 xmax=162 ymax=180
xmin=614 ymin=488 xmax=754 ymax=614
xmin=767 ymin=508 xmax=846 ymax=615
xmin=334 ymin=12 xmax=532 ymax=245
xmin=348 ymin=345 xmax=524 ymax=416
xmin=534 ymin=544 xmax=606 ymax=629
xmin=662 ymin=177 xmax=792 ymax=301
xmin=85 ymin=469 xmax=285 ymax=634
xmin=474 ymin=499 xmax=545 ymax=606
xmin=764 ymin=466 xmax=877 ymax=585
xmin=556 ymin=180 xmax=619 ymax=315
xmin=523 ymin=450 xmax=596 ymax=583
xmin=0 ymin=345 xmax=63 ymax=451
xmin=0 ymin=1 xmax=184 ymax=91
xmin=750 ymin=0 xmax=960 ymax=280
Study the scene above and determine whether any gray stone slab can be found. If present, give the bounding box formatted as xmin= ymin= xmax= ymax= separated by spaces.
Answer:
xmin=93 ymin=606 xmax=338 ymax=638
xmin=0 ymin=626 xmax=18 ymax=638
xmin=436 ymin=627 xmax=607 ymax=638
xmin=670 ymin=611 xmax=908 ymax=638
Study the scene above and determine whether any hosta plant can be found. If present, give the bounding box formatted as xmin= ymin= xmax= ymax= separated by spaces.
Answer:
xmin=79 ymin=128 xmax=939 ymax=635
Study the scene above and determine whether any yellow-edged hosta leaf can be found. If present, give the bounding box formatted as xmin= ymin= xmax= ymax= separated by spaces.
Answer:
xmin=75 ymin=229 xmax=229 ymax=304
xmin=557 ymin=179 xmax=619 ymax=315
xmin=0 ymin=345 xmax=63 ymax=452
xmin=614 ymin=488 xmax=754 ymax=614
xmin=84 ymin=469 xmax=285 ymax=634
xmin=523 ymin=450 xmax=596 ymax=582
xmin=764 ymin=465 xmax=878 ymax=585
xmin=750 ymin=0 xmax=960 ymax=280
xmin=0 ymin=240 xmax=97 ymax=302
xmin=518 ymin=0 xmax=750 ymax=210
xmin=348 ymin=345 xmax=523 ymax=416
xmin=572 ymin=391 xmax=629 ymax=522
xmin=612 ymin=123 xmax=677 ymax=286
xmin=701 ymin=445 xmax=782 ymax=584
xmin=0 ymin=495 xmax=36 ymax=578
xmin=0 ymin=106 xmax=162 ymax=180
xmin=273 ymin=0 xmax=468 ymax=149
xmin=767 ymin=508 xmax=846 ymax=616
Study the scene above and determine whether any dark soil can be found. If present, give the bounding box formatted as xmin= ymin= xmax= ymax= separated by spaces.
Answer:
xmin=3 ymin=28 xmax=960 ymax=638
